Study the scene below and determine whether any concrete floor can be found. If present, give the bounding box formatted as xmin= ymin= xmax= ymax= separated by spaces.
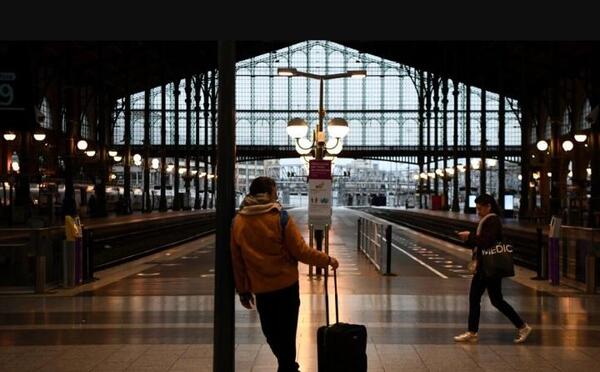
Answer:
xmin=1 ymin=207 xmax=599 ymax=371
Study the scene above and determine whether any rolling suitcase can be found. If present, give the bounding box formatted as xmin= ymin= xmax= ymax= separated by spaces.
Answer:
xmin=317 ymin=268 xmax=367 ymax=372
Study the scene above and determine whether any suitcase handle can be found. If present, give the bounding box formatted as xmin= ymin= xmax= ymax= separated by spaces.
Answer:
xmin=324 ymin=224 xmax=339 ymax=326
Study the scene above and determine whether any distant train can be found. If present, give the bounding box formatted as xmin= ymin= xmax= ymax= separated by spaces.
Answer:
xmin=1 ymin=183 xmax=201 ymax=215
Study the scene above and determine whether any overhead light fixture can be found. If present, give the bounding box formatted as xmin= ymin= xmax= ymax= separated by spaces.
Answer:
xmin=547 ymin=172 xmax=552 ymax=178
xmin=3 ymin=132 xmax=16 ymax=141
xmin=108 ymin=150 xmax=118 ymax=157
xmin=533 ymin=172 xmax=540 ymax=180
xmin=133 ymin=153 xmax=142 ymax=163
xmin=536 ymin=140 xmax=548 ymax=152
xmin=178 ymin=167 xmax=187 ymax=175
xmin=77 ymin=139 xmax=88 ymax=151
xmin=562 ymin=140 xmax=574 ymax=152
xmin=85 ymin=150 xmax=96 ymax=157
xmin=33 ymin=132 xmax=46 ymax=142
xmin=517 ymin=174 xmax=523 ymax=181
xmin=113 ymin=155 xmax=122 ymax=162
xmin=277 ymin=68 xmax=297 ymax=77
xmin=348 ymin=70 xmax=367 ymax=78
xmin=574 ymin=134 xmax=587 ymax=143
xmin=587 ymin=167 xmax=592 ymax=176
xmin=11 ymin=161 xmax=20 ymax=172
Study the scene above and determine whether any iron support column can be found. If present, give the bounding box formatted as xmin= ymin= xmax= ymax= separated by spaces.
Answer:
xmin=451 ymin=80 xmax=460 ymax=212
xmin=418 ymin=71 xmax=425 ymax=209
xmin=433 ymin=75 xmax=440 ymax=195
xmin=203 ymin=73 xmax=210 ymax=209
xmin=159 ymin=83 xmax=167 ymax=212
xmin=194 ymin=75 xmax=201 ymax=210
xmin=143 ymin=88 xmax=151 ymax=213
xmin=442 ymin=78 xmax=449 ymax=209
xmin=184 ymin=77 xmax=192 ymax=210
xmin=213 ymin=40 xmax=236 ymax=372
xmin=465 ymin=85 xmax=472 ymax=212
xmin=498 ymin=94 xmax=506 ymax=211
xmin=173 ymin=81 xmax=181 ymax=210
xmin=210 ymin=71 xmax=217 ymax=208
xmin=480 ymin=89 xmax=487 ymax=195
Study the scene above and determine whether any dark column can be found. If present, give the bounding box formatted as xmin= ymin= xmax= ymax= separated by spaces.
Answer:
xmin=442 ymin=78 xmax=449 ymax=209
xmin=590 ymin=68 xmax=600 ymax=227
xmin=173 ymin=81 xmax=181 ymax=211
xmin=213 ymin=40 xmax=236 ymax=372
xmin=451 ymin=80 xmax=460 ymax=212
xmin=590 ymin=108 xmax=600 ymax=227
xmin=418 ymin=71 xmax=425 ymax=209
xmin=143 ymin=88 xmax=151 ymax=213
xmin=194 ymin=75 xmax=201 ymax=210
xmin=549 ymin=86 xmax=562 ymax=216
xmin=210 ymin=71 xmax=217 ymax=208
xmin=498 ymin=94 xmax=506 ymax=211
xmin=465 ymin=85 xmax=472 ymax=212
xmin=433 ymin=75 xmax=440 ymax=195
xmin=94 ymin=51 xmax=108 ymax=218
xmin=62 ymin=55 xmax=76 ymax=217
xmin=159 ymin=83 xmax=167 ymax=212
xmin=124 ymin=88 xmax=132 ymax=214
xmin=426 ymin=73 xmax=432 ymax=199
xmin=184 ymin=77 xmax=192 ymax=210
xmin=203 ymin=73 xmax=209 ymax=209
xmin=480 ymin=89 xmax=487 ymax=195
xmin=519 ymin=102 xmax=531 ymax=219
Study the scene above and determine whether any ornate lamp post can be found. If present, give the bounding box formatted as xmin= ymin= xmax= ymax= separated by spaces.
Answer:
xmin=278 ymin=67 xmax=365 ymax=275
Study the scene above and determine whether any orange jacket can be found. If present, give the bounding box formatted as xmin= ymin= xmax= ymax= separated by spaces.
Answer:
xmin=231 ymin=207 xmax=330 ymax=294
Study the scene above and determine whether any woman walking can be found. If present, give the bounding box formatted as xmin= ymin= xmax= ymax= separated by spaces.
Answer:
xmin=454 ymin=194 xmax=532 ymax=343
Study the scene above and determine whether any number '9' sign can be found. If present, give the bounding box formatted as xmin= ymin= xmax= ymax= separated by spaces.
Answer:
xmin=0 ymin=83 xmax=14 ymax=106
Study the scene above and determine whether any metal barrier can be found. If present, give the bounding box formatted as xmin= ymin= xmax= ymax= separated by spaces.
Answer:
xmin=0 ymin=211 xmax=216 ymax=293
xmin=357 ymin=217 xmax=393 ymax=275
xmin=0 ymin=226 xmax=64 ymax=293
xmin=557 ymin=225 xmax=600 ymax=294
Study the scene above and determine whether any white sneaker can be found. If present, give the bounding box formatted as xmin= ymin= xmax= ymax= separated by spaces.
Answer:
xmin=514 ymin=324 xmax=532 ymax=344
xmin=454 ymin=331 xmax=478 ymax=342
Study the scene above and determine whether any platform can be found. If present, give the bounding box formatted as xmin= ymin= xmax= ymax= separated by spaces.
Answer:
xmin=1 ymin=207 xmax=600 ymax=371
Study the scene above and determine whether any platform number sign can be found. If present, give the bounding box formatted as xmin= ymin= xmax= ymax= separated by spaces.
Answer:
xmin=0 ymin=73 xmax=17 ymax=107
xmin=0 ymin=49 xmax=35 ymax=132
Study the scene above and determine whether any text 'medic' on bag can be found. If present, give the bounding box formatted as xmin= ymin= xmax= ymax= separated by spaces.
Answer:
xmin=480 ymin=242 xmax=515 ymax=278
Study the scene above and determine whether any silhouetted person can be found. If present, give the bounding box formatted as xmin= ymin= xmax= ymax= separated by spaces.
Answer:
xmin=87 ymin=194 xmax=97 ymax=217
xmin=231 ymin=176 xmax=339 ymax=372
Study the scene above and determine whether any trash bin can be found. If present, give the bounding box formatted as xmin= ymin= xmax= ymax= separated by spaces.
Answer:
xmin=62 ymin=240 xmax=75 ymax=288
xmin=548 ymin=216 xmax=562 ymax=286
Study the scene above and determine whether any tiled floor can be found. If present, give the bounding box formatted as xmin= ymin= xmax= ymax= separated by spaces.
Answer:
xmin=1 ymin=207 xmax=600 ymax=371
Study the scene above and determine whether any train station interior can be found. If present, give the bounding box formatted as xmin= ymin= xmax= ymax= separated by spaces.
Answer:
xmin=1 ymin=40 xmax=600 ymax=371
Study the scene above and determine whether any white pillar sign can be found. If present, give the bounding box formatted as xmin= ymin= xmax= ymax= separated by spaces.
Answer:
xmin=308 ymin=160 xmax=332 ymax=229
